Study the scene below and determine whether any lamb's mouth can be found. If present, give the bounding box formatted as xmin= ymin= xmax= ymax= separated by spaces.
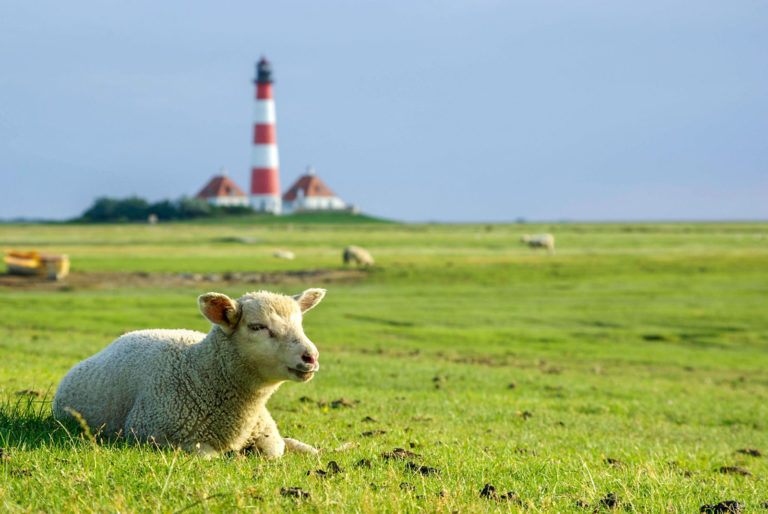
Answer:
xmin=287 ymin=367 xmax=316 ymax=380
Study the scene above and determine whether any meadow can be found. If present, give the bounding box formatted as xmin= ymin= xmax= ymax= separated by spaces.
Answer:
xmin=1 ymin=219 xmax=767 ymax=512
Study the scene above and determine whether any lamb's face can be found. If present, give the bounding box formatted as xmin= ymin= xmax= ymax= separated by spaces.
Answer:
xmin=199 ymin=289 xmax=326 ymax=383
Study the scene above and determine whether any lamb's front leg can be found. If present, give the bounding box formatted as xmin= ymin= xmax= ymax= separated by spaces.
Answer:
xmin=251 ymin=415 xmax=285 ymax=459
xmin=283 ymin=437 xmax=319 ymax=455
xmin=193 ymin=442 xmax=219 ymax=459
xmin=248 ymin=411 xmax=318 ymax=457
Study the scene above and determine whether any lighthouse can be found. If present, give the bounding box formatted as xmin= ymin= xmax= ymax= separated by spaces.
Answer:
xmin=249 ymin=57 xmax=281 ymax=214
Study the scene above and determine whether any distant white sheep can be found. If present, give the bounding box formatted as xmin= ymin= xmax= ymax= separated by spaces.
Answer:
xmin=273 ymin=249 xmax=295 ymax=260
xmin=521 ymin=234 xmax=555 ymax=254
xmin=53 ymin=288 xmax=326 ymax=458
xmin=343 ymin=245 xmax=374 ymax=266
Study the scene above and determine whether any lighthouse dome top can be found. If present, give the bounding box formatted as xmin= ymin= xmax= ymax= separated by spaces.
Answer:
xmin=256 ymin=57 xmax=273 ymax=84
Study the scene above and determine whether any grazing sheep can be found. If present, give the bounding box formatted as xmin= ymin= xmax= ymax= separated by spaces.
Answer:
xmin=521 ymin=234 xmax=555 ymax=254
xmin=343 ymin=245 xmax=374 ymax=266
xmin=52 ymin=288 xmax=326 ymax=458
xmin=273 ymin=249 xmax=295 ymax=260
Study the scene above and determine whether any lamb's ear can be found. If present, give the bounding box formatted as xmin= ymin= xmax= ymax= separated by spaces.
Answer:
xmin=293 ymin=288 xmax=326 ymax=314
xmin=198 ymin=293 xmax=242 ymax=332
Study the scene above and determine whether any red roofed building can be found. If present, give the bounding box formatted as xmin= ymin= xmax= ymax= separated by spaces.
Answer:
xmin=282 ymin=167 xmax=348 ymax=213
xmin=195 ymin=173 xmax=250 ymax=207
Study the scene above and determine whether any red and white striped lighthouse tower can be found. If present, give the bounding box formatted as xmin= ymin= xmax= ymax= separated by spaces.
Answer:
xmin=250 ymin=57 xmax=281 ymax=213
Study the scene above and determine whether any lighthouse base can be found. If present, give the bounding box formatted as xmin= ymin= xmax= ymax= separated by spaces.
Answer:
xmin=250 ymin=194 xmax=282 ymax=214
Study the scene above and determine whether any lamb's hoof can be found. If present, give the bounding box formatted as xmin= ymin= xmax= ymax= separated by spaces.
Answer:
xmin=194 ymin=443 xmax=218 ymax=459
xmin=284 ymin=437 xmax=319 ymax=455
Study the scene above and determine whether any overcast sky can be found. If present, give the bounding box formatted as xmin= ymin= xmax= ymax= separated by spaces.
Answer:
xmin=1 ymin=1 xmax=766 ymax=222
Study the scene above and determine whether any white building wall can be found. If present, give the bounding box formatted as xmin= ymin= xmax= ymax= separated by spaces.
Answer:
xmin=303 ymin=196 xmax=346 ymax=210
xmin=208 ymin=196 xmax=250 ymax=207
xmin=250 ymin=194 xmax=281 ymax=214
xmin=283 ymin=195 xmax=347 ymax=213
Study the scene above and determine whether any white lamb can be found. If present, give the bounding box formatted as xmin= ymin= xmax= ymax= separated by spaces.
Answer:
xmin=521 ymin=234 xmax=555 ymax=254
xmin=52 ymin=288 xmax=326 ymax=458
xmin=343 ymin=245 xmax=374 ymax=266
xmin=273 ymin=249 xmax=295 ymax=260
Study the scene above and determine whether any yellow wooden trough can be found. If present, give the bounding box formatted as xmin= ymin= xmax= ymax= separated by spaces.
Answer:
xmin=4 ymin=251 xmax=70 ymax=280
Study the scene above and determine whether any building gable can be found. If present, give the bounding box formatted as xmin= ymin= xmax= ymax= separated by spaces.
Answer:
xmin=282 ymin=175 xmax=337 ymax=201
xmin=196 ymin=176 xmax=247 ymax=199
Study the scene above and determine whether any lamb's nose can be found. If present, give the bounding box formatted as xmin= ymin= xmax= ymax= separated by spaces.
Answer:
xmin=301 ymin=353 xmax=318 ymax=366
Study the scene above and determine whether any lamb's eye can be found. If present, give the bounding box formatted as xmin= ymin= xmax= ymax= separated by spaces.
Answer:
xmin=248 ymin=324 xmax=272 ymax=337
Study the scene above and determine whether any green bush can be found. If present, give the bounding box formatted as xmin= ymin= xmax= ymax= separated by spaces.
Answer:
xmin=78 ymin=196 xmax=257 ymax=222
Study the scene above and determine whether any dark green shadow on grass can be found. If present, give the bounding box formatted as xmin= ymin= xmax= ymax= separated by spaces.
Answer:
xmin=0 ymin=394 xmax=139 ymax=452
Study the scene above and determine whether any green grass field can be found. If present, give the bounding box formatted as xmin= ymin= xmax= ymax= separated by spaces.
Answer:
xmin=1 ymin=221 xmax=767 ymax=512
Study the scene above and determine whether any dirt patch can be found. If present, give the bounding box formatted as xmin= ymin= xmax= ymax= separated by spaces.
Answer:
xmin=280 ymin=487 xmax=310 ymax=499
xmin=718 ymin=466 xmax=752 ymax=476
xmin=700 ymin=501 xmax=744 ymax=513
xmin=479 ymin=484 xmax=520 ymax=503
xmin=642 ymin=333 xmax=671 ymax=342
xmin=577 ymin=492 xmax=631 ymax=511
xmin=361 ymin=429 xmax=387 ymax=437
xmin=306 ymin=461 xmax=344 ymax=478
xmin=327 ymin=398 xmax=359 ymax=409
xmin=406 ymin=462 xmax=440 ymax=475
xmin=599 ymin=493 xmax=621 ymax=509
xmin=0 ymin=268 xmax=368 ymax=291
xmin=14 ymin=389 xmax=45 ymax=397
xmin=382 ymin=448 xmax=421 ymax=461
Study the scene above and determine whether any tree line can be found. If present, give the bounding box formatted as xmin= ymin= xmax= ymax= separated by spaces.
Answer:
xmin=78 ymin=196 xmax=256 ymax=222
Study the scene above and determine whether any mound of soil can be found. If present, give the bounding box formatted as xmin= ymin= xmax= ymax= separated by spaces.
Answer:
xmin=0 ymin=268 xmax=368 ymax=291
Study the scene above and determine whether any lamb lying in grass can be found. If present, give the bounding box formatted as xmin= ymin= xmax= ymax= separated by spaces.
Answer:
xmin=521 ymin=234 xmax=555 ymax=255
xmin=52 ymin=288 xmax=326 ymax=458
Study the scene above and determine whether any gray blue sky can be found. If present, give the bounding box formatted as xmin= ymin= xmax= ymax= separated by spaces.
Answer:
xmin=1 ymin=1 xmax=766 ymax=222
